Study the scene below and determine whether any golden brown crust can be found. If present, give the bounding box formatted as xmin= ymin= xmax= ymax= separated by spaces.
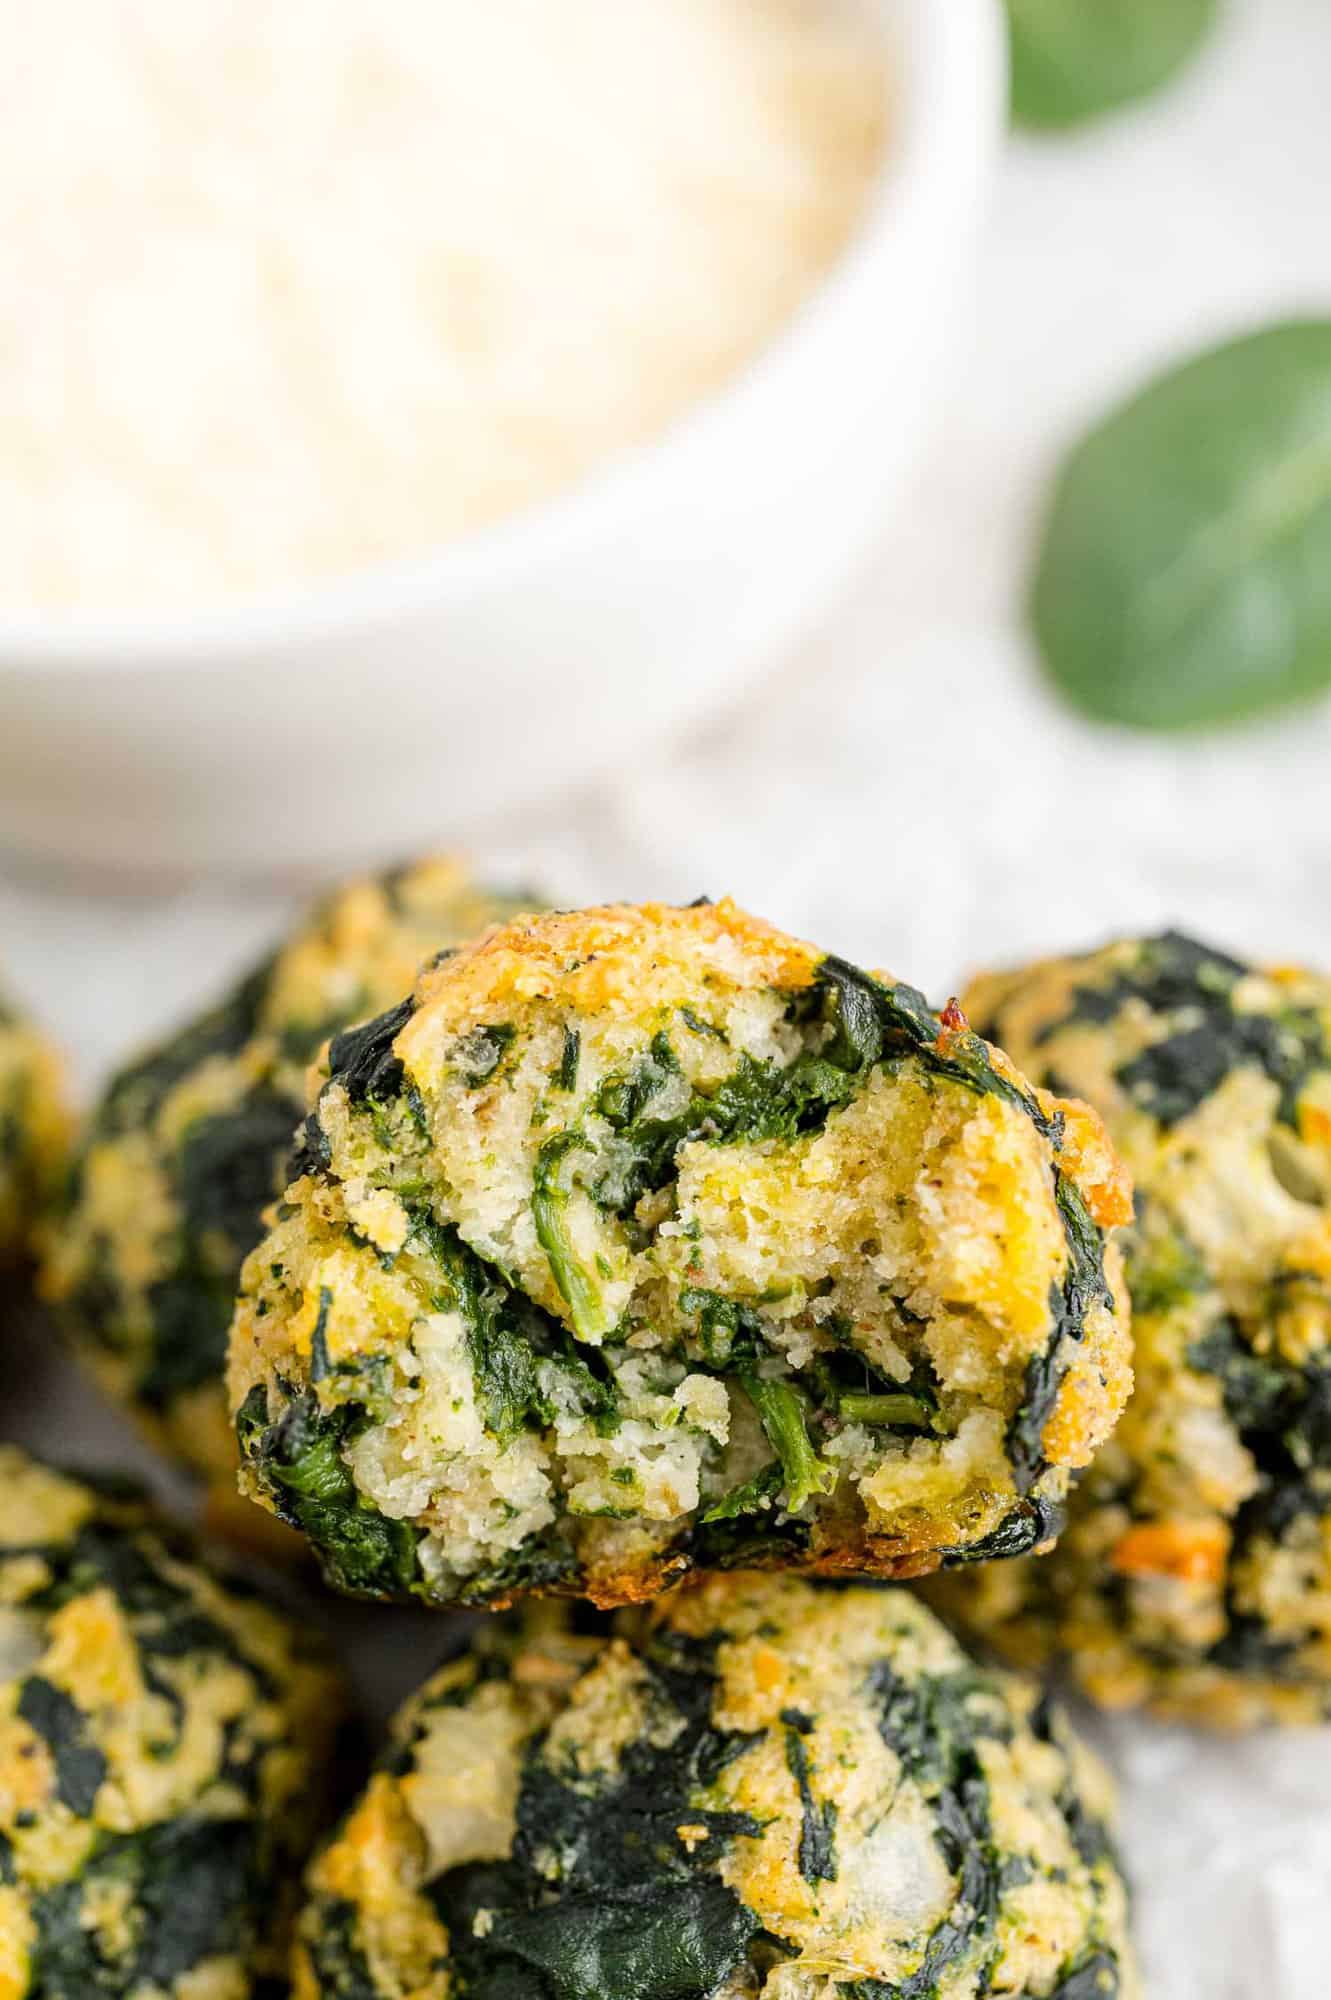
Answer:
xmin=402 ymin=897 xmax=823 ymax=1046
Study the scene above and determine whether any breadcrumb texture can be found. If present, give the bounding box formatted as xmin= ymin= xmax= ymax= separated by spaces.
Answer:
xmin=0 ymin=1445 xmax=344 ymax=1996
xmin=293 ymin=1573 xmax=1139 ymax=2000
xmin=228 ymin=899 xmax=1131 ymax=1609
xmin=935 ymin=931 xmax=1331 ymax=1727
xmin=43 ymin=857 xmax=536 ymax=1484
xmin=0 ymin=989 xmax=67 ymax=1270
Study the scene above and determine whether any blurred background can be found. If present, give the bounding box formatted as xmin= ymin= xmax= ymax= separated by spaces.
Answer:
xmin=5 ymin=1 xmax=1331 ymax=1090
xmin=3 ymin=4 xmax=1330 ymax=1993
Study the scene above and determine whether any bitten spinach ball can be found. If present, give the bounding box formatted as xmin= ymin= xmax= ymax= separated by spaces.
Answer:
xmin=0 ymin=1445 xmax=345 ymax=1997
xmin=43 ymin=859 xmax=538 ymax=1486
xmin=936 ymin=931 xmax=1331 ymax=1727
xmin=0 ymin=989 xmax=67 ymax=1270
xmin=228 ymin=899 xmax=1132 ymax=1611
xmin=293 ymin=1574 xmax=1139 ymax=2000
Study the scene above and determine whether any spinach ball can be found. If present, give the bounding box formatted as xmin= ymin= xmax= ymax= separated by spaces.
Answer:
xmin=0 ymin=988 xmax=67 ymax=1270
xmin=936 ymin=931 xmax=1331 ymax=1726
xmin=292 ymin=1574 xmax=1139 ymax=2000
xmin=43 ymin=859 xmax=537 ymax=1487
xmin=228 ymin=899 xmax=1132 ymax=1610
xmin=0 ymin=1446 xmax=345 ymax=1997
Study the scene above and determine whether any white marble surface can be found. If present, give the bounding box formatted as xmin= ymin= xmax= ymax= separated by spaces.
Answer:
xmin=5 ymin=3 xmax=1331 ymax=1991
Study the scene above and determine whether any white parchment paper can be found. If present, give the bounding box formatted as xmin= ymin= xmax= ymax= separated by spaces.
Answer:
xmin=5 ymin=4 xmax=1331 ymax=1989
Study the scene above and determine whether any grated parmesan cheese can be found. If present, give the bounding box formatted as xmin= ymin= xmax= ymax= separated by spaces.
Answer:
xmin=0 ymin=1 xmax=886 ymax=614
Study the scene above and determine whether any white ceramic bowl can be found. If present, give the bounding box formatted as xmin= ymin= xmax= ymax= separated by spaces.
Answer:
xmin=0 ymin=0 xmax=1005 ymax=877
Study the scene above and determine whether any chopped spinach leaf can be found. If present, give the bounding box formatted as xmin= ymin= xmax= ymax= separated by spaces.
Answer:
xmin=1189 ymin=1320 xmax=1297 ymax=1439
xmin=556 ymin=1026 xmax=581 ymax=1092
xmin=137 ymin=1270 xmax=251 ymax=1409
xmin=689 ymin=1506 xmax=812 ymax=1570
xmin=1053 ymin=932 xmax=1245 ymax=1033
xmin=1190 ymin=1319 xmax=1331 ymax=1479
xmin=296 ymin=1897 xmax=382 ymax=2000
xmin=124 ymin=1086 xmax=303 ymax=1407
xmin=28 ymin=1817 xmax=262 ymax=1997
xmin=1008 ymin=1175 xmax=1112 ymax=1494
xmin=702 ymin=1047 xmax=859 ymax=1145
xmin=450 ymin=1535 xmax=581 ymax=1609
xmin=702 ymin=1461 xmax=783 ymax=1524
xmin=1044 ymin=1951 xmax=1121 ymax=2000
xmin=679 ymin=1287 xmax=768 ymax=1368
xmin=813 ymin=956 xmax=886 ymax=1071
xmin=583 ymin=1033 xmax=702 ymax=1211
xmin=870 ymin=1661 xmax=1007 ymax=1790
xmin=17 ymin=1676 xmax=106 ymax=1817
xmin=308 ymin=1285 xmax=334 ymax=1382
xmin=93 ymin=958 xmax=274 ymax=1137
xmin=939 ymin=1493 xmax=1066 ymax=1566
xmin=490 ymin=1875 xmax=755 ymax=2000
xmin=1049 ymin=932 xmax=1327 ymax=1129
xmin=288 ymin=1108 xmax=333 ymax=1182
xmin=1206 ymin=1608 xmax=1302 ymax=1679
xmin=533 ymin=1133 xmax=618 ymax=1341
xmin=175 ymin=1088 xmax=299 ymax=1252
xmin=237 ymin=1386 xmax=421 ymax=1598
xmin=417 ymin=1218 xmax=551 ymax=1438
xmin=741 ymin=1375 xmax=836 ymax=1512
xmin=829 ymin=961 xmax=1056 ymax=1139
xmin=324 ymin=997 xmax=414 ymax=1108
xmin=431 ymin=1645 xmax=763 ymax=1999
xmin=782 ymin=1711 xmax=838 ymax=1883
xmin=837 ymin=1391 xmax=933 ymax=1429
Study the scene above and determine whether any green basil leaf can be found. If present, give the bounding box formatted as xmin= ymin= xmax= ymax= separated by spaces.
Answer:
xmin=1007 ymin=0 xmax=1219 ymax=130
xmin=1032 ymin=319 xmax=1331 ymax=729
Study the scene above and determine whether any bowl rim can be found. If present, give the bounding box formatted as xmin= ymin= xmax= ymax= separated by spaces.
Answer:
xmin=1 ymin=0 xmax=1005 ymax=668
